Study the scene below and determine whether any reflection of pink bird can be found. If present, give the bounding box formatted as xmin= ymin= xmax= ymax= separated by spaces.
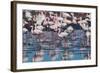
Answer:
xmin=62 ymin=51 xmax=69 ymax=60
xmin=33 ymin=50 xmax=44 ymax=62
xmin=36 ymin=50 xmax=44 ymax=56
xmin=69 ymin=52 xmax=74 ymax=59
xmin=80 ymin=48 xmax=86 ymax=51
xmin=23 ymin=57 xmax=28 ymax=62
xmin=86 ymin=31 xmax=91 ymax=46
xmin=49 ymin=50 xmax=57 ymax=61
xmin=51 ymin=55 xmax=58 ymax=61
xmin=33 ymin=55 xmax=43 ymax=62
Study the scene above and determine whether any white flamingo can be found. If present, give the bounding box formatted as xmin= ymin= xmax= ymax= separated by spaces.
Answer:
xmin=31 ymin=25 xmax=43 ymax=34
xmin=34 ymin=29 xmax=43 ymax=34
xmin=62 ymin=12 xmax=71 ymax=18
xmin=23 ymin=28 xmax=28 ymax=32
xmin=79 ymin=20 xmax=89 ymax=31
xmin=58 ymin=31 xmax=69 ymax=38
xmin=67 ymin=26 xmax=74 ymax=33
xmin=25 ymin=10 xmax=32 ymax=21
xmin=61 ymin=23 xmax=67 ymax=27
xmin=36 ymin=12 xmax=45 ymax=26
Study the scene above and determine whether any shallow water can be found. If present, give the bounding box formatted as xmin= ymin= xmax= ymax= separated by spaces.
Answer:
xmin=23 ymin=30 xmax=91 ymax=62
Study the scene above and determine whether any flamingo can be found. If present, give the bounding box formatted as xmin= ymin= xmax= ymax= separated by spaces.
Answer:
xmin=36 ymin=12 xmax=45 ymax=26
xmin=62 ymin=12 xmax=71 ymax=18
xmin=23 ymin=28 xmax=28 ymax=32
xmin=33 ymin=29 xmax=43 ymax=34
xmin=67 ymin=26 xmax=74 ymax=33
xmin=25 ymin=10 xmax=32 ymax=21
xmin=58 ymin=31 xmax=69 ymax=38
xmin=31 ymin=25 xmax=44 ymax=34
xmin=61 ymin=23 xmax=67 ymax=27
xmin=79 ymin=20 xmax=89 ymax=31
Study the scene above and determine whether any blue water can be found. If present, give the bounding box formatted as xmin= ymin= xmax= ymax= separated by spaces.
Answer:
xmin=23 ymin=31 xmax=91 ymax=63
xmin=23 ymin=47 xmax=90 ymax=62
